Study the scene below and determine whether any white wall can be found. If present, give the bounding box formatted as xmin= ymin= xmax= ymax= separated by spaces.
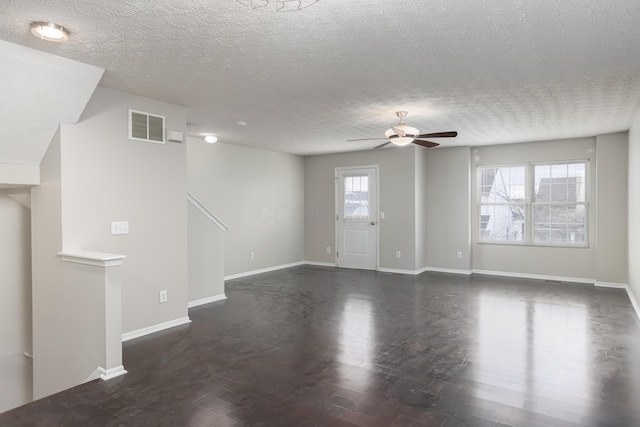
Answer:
xmin=60 ymin=86 xmax=189 ymax=334
xmin=31 ymin=129 xmax=68 ymax=399
xmin=187 ymin=202 xmax=225 ymax=303
xmin=595 ymin=133 xmax=628 ymax=285
xmin=470 ymin=136 xmax=630 ymax=282
xmin=0 ymin=191 xmax=32 ymax=358
xmin=0 ymin=190 xmax=32 ymax=411
xmin=304 ymin=147 xmax=416 ymax=270
xmin=187 ymin=139 xmax=304 ymax=277
xmin=628 ymin=110 xmax=640 ymax=304
xmin=424 ymin=147 xmax=471 ymax=272
xmin=415 ymin=148 xmax=428 ymax=270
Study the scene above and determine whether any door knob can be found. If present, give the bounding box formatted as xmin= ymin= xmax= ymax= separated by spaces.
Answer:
xmin=370 ymin=221 xmax=376 ymax=225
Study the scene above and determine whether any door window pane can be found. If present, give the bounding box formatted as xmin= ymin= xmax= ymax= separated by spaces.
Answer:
xmin=344 ymin=175 xmax=369 ymax=220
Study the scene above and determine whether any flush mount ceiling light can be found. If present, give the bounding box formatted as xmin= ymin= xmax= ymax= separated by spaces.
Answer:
xmin=236 ymin=0 xmax=319 ymax=12
xmin=204 ymin=135 xmax=218 ymax=144
xmin=30 ymin=21 xmax=70 ymax=42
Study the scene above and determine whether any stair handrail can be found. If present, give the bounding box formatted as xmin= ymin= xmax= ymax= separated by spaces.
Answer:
xmin=187 ymin=192 xmax=229 ymax=231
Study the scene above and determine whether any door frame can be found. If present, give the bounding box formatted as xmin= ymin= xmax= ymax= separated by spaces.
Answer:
xmin=334 ymin=165 xmax=380 ymax=270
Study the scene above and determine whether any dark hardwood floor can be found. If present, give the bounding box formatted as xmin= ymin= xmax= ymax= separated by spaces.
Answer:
xmin=2 ymin=266 xmax=640 ymax=426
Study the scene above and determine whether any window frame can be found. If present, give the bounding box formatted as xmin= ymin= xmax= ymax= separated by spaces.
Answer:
xmin=476 ymin=160 xmax=589 ymax=248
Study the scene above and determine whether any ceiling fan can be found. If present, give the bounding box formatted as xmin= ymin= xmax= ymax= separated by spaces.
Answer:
xmin=348 ymin=111 xmax=457 ymax=149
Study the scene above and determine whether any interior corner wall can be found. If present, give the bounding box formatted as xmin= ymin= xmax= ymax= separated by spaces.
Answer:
xmin=595 ymin=132 xmax=628 ymax=285
xmin=424 ymin=147 xmax=471 ymax=272
xmin=628 ymin=110 xmax=640 ymax=301
xmin=59 ymin=86 xmax=188 ymax=334
xmin=415 ymin=147 xmax=428 ymax=270
xmin=471 ymin=137 xmax=598 ymax=280
xmin=186 ymin=139 xmax=304 ymax=277
xmin=304 ymin=147 xmax=416 ymax=270
xmin=0 ymin=190 xmax=32 ymax=411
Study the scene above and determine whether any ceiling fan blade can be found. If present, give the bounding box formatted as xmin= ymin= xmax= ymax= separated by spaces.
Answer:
xmin=415 ymin=131 xmax=457 ymax=139
xmin=374 ymin=141 xmax=392 ymax=149
xmin=347 ymin=137 xmax=389 ymax=142
xmin=412 ymin=140 xmax=440 ymax=149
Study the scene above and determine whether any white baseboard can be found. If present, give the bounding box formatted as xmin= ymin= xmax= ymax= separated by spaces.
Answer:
xmin=99 ymin=365 xmax=127 ymax=381
xmin=122 ymin=316 xmax=191 ymax=342
xmin=471 ymin=269 xmax=592 ymax=284
xmin=594 ymin=281 xmax=627 ymax=289
xmin=595 ymin=282 xmax=640 ymax=322
xmin=224 ymin=261 xmax=305 ymax=281
xmin=626 ymin=285 xmax=640 ymax=321
xmin=188 ymin=293 xmax=227 ymax=308
xmin=378 ymin=266 xmax=471 ymax=275
xmin=304 ymin=261 xmax=336 ymax=267
xmin=378 ymin=267 xmax=422 ymax=275
xmin=424 ymin=267 xmax=472 ymax=276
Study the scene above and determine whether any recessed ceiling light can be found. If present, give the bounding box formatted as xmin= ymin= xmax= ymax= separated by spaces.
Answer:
xmin=30 ymin=22 xmax=70 ymax=42
xmin=204 ymin=135 xmax=218 ymax=144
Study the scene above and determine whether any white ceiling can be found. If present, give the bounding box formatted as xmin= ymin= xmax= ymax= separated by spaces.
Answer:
xmin=0 ymin=40 xmax=104 ymax=165
xmin=2 ymin=0 xmax=640 ymax=157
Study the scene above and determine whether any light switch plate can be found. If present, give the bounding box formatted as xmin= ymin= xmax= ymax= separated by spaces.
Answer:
xmin=111 ymin=221 xmax=129 ymax=235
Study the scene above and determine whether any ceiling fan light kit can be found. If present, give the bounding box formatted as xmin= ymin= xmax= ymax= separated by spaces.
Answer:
xmin=348 ymin=111 xmax=458 ymax=150
xmin=385 ymin=123 xmax=419 ymax=146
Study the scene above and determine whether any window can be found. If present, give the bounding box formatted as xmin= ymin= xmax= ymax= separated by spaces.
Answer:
xmin=343 ymin=175 xmax=369 ymax=220
xmin=478 ymin=161 xmax=587 ymax=246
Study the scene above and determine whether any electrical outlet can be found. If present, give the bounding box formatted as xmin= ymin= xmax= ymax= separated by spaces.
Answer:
xmin=159 ymin=290 xmax=167 ymax=304
xmin=111 ymin=221 xmax=129 ymax=235
xmin=250 ymin=252 xmax=255 ymax=260
xmin=326 ymin=246 xmax=331 ymax=253
xmin=396 ymin=251 xmax=401 ymax=259
xmin=380 ymin=212 xmax=385 ymax=219
xmin=457 ymin=251 xmax=462 ymax=259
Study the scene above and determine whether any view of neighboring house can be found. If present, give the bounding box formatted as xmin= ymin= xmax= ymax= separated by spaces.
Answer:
xmin=480 ymin=162 xmax=586 ymax=245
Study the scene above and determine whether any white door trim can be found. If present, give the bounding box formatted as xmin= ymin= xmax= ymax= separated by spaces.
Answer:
xmin=335 ymin=165 xmax=379 ymax=270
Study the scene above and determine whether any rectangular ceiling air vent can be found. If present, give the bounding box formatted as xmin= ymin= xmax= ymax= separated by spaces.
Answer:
xmin=128 ymin=109 xmax=165 ymax=144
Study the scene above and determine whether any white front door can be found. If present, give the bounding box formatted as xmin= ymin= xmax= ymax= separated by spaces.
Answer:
xmin=336 ymin=167 xmax=378 ymax=270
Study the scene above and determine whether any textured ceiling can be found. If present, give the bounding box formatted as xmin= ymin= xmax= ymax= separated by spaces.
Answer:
xmin=0 ymin=40 xmax=103 ymax=165
xmin=1 ymin=0 xmax=640 ymax=157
